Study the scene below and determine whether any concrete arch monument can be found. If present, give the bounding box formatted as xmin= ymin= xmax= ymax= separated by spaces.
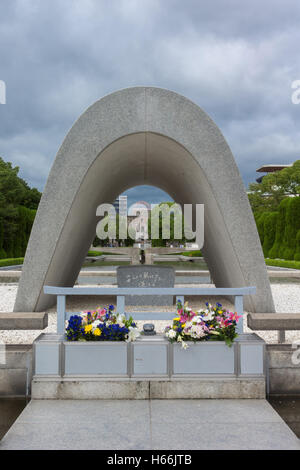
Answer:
xmin=14 ymin=87 xmax=275 ymax=313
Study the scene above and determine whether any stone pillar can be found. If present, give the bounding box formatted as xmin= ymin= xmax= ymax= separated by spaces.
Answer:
xmin=130 ymin=248 xmax=140 ymax=265
xmin=145 ymin=252 xmax=153 ymax=264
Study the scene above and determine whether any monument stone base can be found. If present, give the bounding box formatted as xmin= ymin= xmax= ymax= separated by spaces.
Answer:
xmin=32 ymin=333 xmax=266 ymax=399
xmin=31 ymin=377 xmax=266 ymax=399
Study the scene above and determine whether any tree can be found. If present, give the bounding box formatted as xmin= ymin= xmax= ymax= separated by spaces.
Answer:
xmin=148 ymin=202 xmax=192 ymax=247
xmin=0 ymin=156 xmax=41 ymax=258
xmin=248 ymin=160 xmax=300 ymax=213
xmin=94 ymin=213 xmax=135 ymax=247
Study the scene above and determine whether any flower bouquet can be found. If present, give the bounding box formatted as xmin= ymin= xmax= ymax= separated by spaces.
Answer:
xmin=165 ymin=300 xmax=242 ymax=349
xmin=66 ymin=304 xmax=140 ymax=342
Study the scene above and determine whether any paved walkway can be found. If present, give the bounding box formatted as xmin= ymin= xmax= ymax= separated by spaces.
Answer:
xmin=1 ymin=399 xmax=300 ymax=450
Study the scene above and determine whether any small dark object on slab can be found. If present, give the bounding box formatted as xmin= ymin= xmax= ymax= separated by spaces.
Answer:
xmin=143 ymin=323 xmax=156 ymax=335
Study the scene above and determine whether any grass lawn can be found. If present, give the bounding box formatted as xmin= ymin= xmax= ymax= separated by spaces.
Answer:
xmin=180 ymin=250 xmax=203 ymax=257
xmin=87 ymin=250 xmax=125 ymax=256
xmin=82 ymin=260 xmax=130 ymax=267
xmin=154 ymin=260 xmax=208 ymax=270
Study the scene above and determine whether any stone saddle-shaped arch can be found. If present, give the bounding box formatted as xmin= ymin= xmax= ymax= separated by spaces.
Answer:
xmin=14 ymin=87 xmax=275 ymax=313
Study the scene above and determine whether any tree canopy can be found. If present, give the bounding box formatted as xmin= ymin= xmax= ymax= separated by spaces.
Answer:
xmin=0 ymin=157 xmax=41 ymax=258
xmin=248 ymin=160 xmax=300 ymax=213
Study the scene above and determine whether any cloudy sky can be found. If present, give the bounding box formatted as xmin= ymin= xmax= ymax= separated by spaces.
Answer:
xmin=1 ymin=0 xmax=300 ymax=206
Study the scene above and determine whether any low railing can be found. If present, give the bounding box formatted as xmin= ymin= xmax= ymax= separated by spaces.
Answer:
xmin=247 ymin=313 xmax=300 ymax=343
xmin=44 ymin=285 xmax=256 ymax=336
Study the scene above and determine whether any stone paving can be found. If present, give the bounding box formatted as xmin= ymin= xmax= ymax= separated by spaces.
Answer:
xmin=1 ymin=399 xmax=300 ymax=450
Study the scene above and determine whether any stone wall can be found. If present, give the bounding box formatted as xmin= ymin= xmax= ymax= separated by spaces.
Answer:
xmin=267 ymin=344 xmax=300 ymax=395
xmin=0 ymin=345 xmax=32 ymax=397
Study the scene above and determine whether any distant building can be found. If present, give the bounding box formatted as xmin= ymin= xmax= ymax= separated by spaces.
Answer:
xmin=256 ymin=163 xmax=292 ymax=183
xmin=113 ymin=195 xmax=127 ymax=213
xmin=128 ymin=201 xmax=151 ymax=242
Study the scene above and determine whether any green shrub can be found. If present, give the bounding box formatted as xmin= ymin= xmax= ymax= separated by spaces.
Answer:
xmin=294 ymin=230 xmax=300 ymax=261
xmin=0 ymin=257 xmax=24 ymax=267
xmin=254 ymin=197 xmax=300 ymax=261
xmin=254 ymin=212 xmax=266 ymax=247
xmin=265 ymin=258 xmax=300 ymax=270
xmin=262 ymin=212 xmax=278 ymax=258
xmin=279 ymin=197 xmax=300 ymax=260
xmin=0 ymin=206 xmax=36 ymax=259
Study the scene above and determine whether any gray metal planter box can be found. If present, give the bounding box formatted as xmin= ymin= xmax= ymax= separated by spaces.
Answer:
xmin=33 ymin=334 xmax=128 ymax=377
xmin=33 ymin=333 xmax=265 ymax=378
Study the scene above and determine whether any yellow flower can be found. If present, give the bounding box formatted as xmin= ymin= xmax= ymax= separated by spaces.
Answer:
xmin=218 ymin=310 xmax=222 ymax=314
xmin=174 ymin=317 xmax=180 ymax=321
xmin=84 ymin=324 xmax=93 ymax=333
xmin=93 ymin=328 xmax=101 ymax=336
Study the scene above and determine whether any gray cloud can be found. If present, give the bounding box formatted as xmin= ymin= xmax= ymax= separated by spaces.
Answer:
xmin=0 ymin=0 xmax=300 ymax=200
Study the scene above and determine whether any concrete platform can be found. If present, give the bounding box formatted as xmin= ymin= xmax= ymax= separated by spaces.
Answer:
xmin=31 ymin=378 xmax=266 ymax=400
xmin=0 ymin=399 xmax=299 ymax=450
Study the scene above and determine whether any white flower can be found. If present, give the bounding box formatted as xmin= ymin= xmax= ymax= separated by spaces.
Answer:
xmin=181 ymin=341 xmax=189 ymax=350
xmin=198 ymin=309 xmax=214 ymax=321
xmin=127 ymin=327 xmax=140 ymax=342
xmin=193 ymin=315 xmax=203 ymax=323
xmin=166 ymin=329 xmax=177 ymax=339
xmin=204 ymin=312 xmax=214 ymax=321
xmin=190 ymin=324 xmax=206 ymax=338
xmin=91 ymin=321 xmax=100 ymax=331
xmin=116 ymin=314 xmax=126 ymax=326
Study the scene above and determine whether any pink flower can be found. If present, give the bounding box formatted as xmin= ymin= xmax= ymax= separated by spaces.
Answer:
xmin=228 ymin=312 xmax=242 ymax=322
xmin=96 ymin=308 xmax=107 ymax=320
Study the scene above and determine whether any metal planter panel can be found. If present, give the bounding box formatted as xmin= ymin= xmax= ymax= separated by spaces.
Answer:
xmin=133 ymin=343 xmax=168 ymax=375
xmin=64 ymin=342 xmax=128 ymax=375
xmin=173 ymin=342 xmax=235 ymax=375
xmin=240 ymin=343 xmax=264 ymax=375
xmin=35 ymin=342 xmax=60 ymax=375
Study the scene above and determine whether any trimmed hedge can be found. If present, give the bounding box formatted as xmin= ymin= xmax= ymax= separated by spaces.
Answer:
xmin=268 ymin=198 xmax=289 ymax=259
xmin=0 ymin=257 xmax=24 ymax=267
xmin=255 ymin=212 xmax=265 ymax=248
xmin=256 ymin=196 xmax=300 ymax=260
xmin=281 ymin=196 xmax=300 ymax=260
xmin=265 ymin=258 xmax=300 ymax=270
xmin=262 ymin=212 xmax=278 ymax=257
xmin=294 ymin=230 xmax=300 ymax=261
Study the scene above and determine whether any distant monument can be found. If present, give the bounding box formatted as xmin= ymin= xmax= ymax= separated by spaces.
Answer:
xmin=117 ymin=265 xmax=175 ymax=306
